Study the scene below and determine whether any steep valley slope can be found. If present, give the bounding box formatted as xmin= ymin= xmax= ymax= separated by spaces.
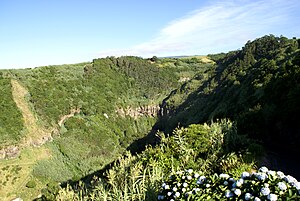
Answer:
xmin=0 ymin=35 xmax=299 ymax=200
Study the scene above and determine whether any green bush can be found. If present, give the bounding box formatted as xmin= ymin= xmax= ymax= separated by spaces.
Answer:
xmin=26 ymin=180 xmax=36 ymax=188
xmin=0 ymin=77 xmax=24 ymax=146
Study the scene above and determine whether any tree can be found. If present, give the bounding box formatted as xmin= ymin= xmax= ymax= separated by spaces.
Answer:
xmin=150 ymin=56 xmax=158 ymax=62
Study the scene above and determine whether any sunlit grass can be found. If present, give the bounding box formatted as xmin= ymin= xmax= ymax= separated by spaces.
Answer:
xmin=0 ymin=146 xmax=51 ymax=200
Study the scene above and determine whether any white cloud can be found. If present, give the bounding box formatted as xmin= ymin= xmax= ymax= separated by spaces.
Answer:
xmin=98 ymin=0 xmax=300 ymax=58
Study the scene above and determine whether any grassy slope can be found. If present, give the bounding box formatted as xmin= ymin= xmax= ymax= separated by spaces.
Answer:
xmin=0 ymin=79 xmax=52 ymax=201
xmin=0 ymin=147 xmax=51 ymax=200
xmin=10 ymin=79 xmax=52 ymax=146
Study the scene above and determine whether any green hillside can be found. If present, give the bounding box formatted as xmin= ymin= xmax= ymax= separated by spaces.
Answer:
xmin=0 ymin=35 xmax=299 ymax=200
xmin=52 ymin=35 xmax=300 ymax=200
xmin=159 ymin=35 xmax=300 ymax=152
xmin=0 ymin=55 xmax=211 ymax=200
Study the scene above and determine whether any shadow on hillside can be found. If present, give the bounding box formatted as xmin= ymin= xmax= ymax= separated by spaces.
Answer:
xmin=56 ymin=122 xmax=161 ymax=198
xmin=58 ymin=60 xmax=300 ymax=194
xmin=57 ymin=65 xmax=221 ymax=193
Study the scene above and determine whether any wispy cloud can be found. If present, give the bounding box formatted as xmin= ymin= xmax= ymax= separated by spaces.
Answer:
xmin=98 ymin=0 xmax=299 ymax=57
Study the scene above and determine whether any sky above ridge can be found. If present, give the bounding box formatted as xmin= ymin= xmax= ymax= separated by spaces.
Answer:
xmin=0 ymin=0 xmax=300 ymax=69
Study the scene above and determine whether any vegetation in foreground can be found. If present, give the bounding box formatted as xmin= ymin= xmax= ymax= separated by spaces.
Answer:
xmin=158 ymin=166 xmax=300 ymax=200
xmin=41 ymin=120 xmax=299 ymax=200
xmin=42 ymin=120 xmax=261 ymax=200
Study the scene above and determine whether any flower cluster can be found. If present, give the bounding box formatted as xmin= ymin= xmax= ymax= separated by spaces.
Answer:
xmin=158 ymin=167 xmax=300 ymax=200
xmin=158 ymin=169 xmax=205 ymax=200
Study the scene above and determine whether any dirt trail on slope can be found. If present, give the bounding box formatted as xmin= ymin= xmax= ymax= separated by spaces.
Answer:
xmin=0 ymin=80 xmax=53 ymax=200
xmin=10 ymin=80 xmax=53 ymax=148
xmin=58 ymin=108 xmax=81 ymax=127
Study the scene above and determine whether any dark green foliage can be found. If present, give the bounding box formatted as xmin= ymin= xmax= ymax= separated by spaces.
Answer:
xmin=14 ymin=63 xmax=86 ymax=124
xmin=107 ymin=56 xmax=179 ymax=101
xmin=40 ymin=182 xmax=61 ymax=201
xmin=134 ymin=120 xmax=257 ymax=175
xmin=160 ymin=35 xmax=300 ymax=153
xmin=0 ymin=76 xmax=24 ymax=147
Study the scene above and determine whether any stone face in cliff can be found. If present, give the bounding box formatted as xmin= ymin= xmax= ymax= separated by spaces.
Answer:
xmin=116 ymin=105 xmax=160 ymax=119
xmin=0 ymin=146 xmax=19 ymax=159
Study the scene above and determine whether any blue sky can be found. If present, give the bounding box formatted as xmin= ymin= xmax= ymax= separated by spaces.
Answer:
xmin=0 ymin=0 xmax=299 ymax=69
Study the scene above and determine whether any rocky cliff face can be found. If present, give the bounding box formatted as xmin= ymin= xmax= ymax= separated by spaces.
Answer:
xmin=0 ymin=146 xmax=19 ymax=159
xmin=116 ymin=105 xmax=160 ymax=119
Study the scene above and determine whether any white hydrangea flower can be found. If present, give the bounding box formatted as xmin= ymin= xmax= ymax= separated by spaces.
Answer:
xmin=276 ymin=171 xmax=285 ymax=179
xmin=177 ymin=183 xmax=181 ymax=187
xmin=174 ymin=192 xmax=180 ymax=197
xmin=167 ymin=192 xmax=172 ymax=196
xmin=187 ymin=169 xmax=193 ymax=174
xmin=256 ymin=172 xmax=268 ymax=181
xmin=162 ymin=183 xmax=166 ymax=188
xmin=205 ymin=184 xmax=210 ymax=188
xmin=176 ymin=171 xmax=184 ymax=176
xmin=245 ymin=193 xmax=252 ymax=200
xmin=259 ymin=166 xmax=269 ymax=173
xmin=234 ymin=188 xmax=242 ymax=196
xmin=220 ymin=173 xmax=230 ymax=179
xmin=225 ymin=190 xmax=234 ymax=198
xmin=267 ymin=170 xmax=276 ymax=176
xmin=182 ymin=176 xmax=186 ymax=179
xmin=196 ymin=176 xmax=206 ymax=184
xmin=267 ymin=193 xmax=278 ymax=201
xmin=187 ymin=175 xmax=192 ymax=180
xmin=183 ymin=182 xmax=188 ymax=187
xmin=164 ymin=185 xmax=170 ymax=190
xmin=173 ymin=187 xmax=177 ymax=192
xmin=241 ymin=171 xmax=250 ymax=178
xmin=295 ymin=182 xmax=300 ymax=190
xmin=194 ymin=173 xmax=200 ymax=178
xmin=194 ymin=188 xmax=200 ymax=192
xmin=264 ymin=183 xmax=270 ymax=188
xmin=182 ymin=188 xmax=186 ymax=193
xmin=261 ymin=187 xmax=270 ymax=196
xmin=285 ymin=175 xmax=298 ymax=186
xmin=236 ymin=179 xmax=244 ymax=187
xmin=254 ymin=197 xmax=261 ymax=201
xmin=277 ymin=182 xmax=287 ymax=191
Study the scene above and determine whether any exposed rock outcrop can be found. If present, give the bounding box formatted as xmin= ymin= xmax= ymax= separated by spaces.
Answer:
xmin=116 ymin=105 xmax=160 ymax=119
xmin=0 ymin=146 xmax=19 ymax=159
